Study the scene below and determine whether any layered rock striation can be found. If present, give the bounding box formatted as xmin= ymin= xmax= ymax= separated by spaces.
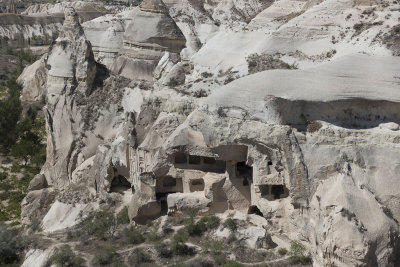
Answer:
xmin=19 ymin=1 xmax=400 ymax=266
xmin=111 ymin=0 xmax=186 ymax=81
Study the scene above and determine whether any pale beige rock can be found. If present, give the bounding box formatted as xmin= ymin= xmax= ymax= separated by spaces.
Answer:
xmin=28 ymin=173 xmax=48 ymax=191
xmin=111 ymin=0 xmax=186 ymax=80
xmin=21 ymin=1 xmax=400 ymax=266
xmin=18 ymin=55 xmax=47 ymax=103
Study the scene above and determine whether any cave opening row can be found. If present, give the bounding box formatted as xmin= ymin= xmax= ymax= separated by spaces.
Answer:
xmin=174 ymin=152 xmax=226 ymax=173
xmin=259 ymin=184 xmax=289 ymax=200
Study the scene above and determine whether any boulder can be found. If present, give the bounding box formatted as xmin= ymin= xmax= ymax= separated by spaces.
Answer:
xmin=379 ymin=122 xmax=399 ymax=131
xmin=28 ymin=173 xmax=48 ymax=191
xmin=18 ymin=55 xmax=48 ymax=103
xmin=21 ymin=188 xmax=56 ymax=226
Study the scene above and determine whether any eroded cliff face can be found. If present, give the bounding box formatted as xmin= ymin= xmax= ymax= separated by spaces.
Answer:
xmin=19 ymin=0 xmax=400 ymax=266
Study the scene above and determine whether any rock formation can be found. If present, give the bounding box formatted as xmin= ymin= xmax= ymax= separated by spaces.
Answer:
xmin=18 ymin=55 xmax=48 ymax=103
xmin=18 ymin=0 xmax=400 ymax=266
xmin=42 ymin=6 xmax=97 ymax=190
xmin=0 ymin=3 xmax=105 ymax=41
xmin=82 ymin=10 xmax=134 ymax=69
xmin=111 ymin=0 xmax=186 ymax=80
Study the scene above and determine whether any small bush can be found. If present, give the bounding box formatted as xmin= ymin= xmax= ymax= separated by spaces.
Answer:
xmin=278 ymin=247 xmax=288 ymax=256
xmin=173 ymin=231 xmax=189 ymax=243
xmin=78 ymin=211 xmax=117 ymax=240
xmin=129 ymin=248 xmax=152 ymax=265
xmin=223 ymin=218 xmax=237 ymax=232
xmin=145 ymin=228 xmax=162 ymax=242
xmin=49 ymin=245 xmax=85 ymax=267
xmin=0 ymin=222 xmax=27 ymax=265
xmin=0 ymin=172 xmax=8 ymax=181
xmin=201 ymin=72 xmax=213 ymax=78
xmin=185 ymin=218 xmax=207 ymax=236
xmin=172 ymin=231 xmax=195 ymax=256
xmin=156 ymin=242 xmax=173 ymax=258
xmin=199 ymin=215 xmax=220 ymax=230
xmin=204 ymin=241 xmax=223 ymax=255
xmin=123 ymin=226 xmax=145 ymax=244
xmin=190 ymin=257 xmax=214 ymax=267
xmin=146 ymin=220 xmax=154 ymax=227
xmin=116 ymin=206 xmax=130 ymax=225
xmin=185 ymin=215 xmax=221 ymax=236
xmin=214 ymin=253 xmax=227 ymax=265
xmin=30 ymin=218 xmax=42 ymax=232
xmin=222 ymin=260 xmax=243 ymax=267
xmin=307 ymin=121 xmax=322 ymax=133
xmin=94 ymin=246 xmax=120 ymax=265
xmin=186 ymin=208 xmax=199 ymax=218
xmin=173 ymin=242 xmax=196 ymax=256
xmin=227 ymin=233 xmax=237 ymax=244
xmin=288 ymin=241 xmax=312 ymax=265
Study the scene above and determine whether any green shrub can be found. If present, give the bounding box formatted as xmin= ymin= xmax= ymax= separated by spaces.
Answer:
xmin=49 ymin=245 xmax=85 ymax=267
xmin=155 ymin=242 xmax=173 ymax=258
xmin=30 ymin=218 xmax=42 ymax=232
xmin=223 ymin=218 xmax=237 ymax=232
xmin=204 ymin=241 xmax=223 ymax=255
xmin=227 ymin=233 xmax=237 ymax=244
xmin=307 ymin=121 xmax=322 ymax=133
xmin=10 ymin=164 xmax=22 ymax=173
xmin=173 ymin=231 xmax=188 ymax=243
xmin=146 ymin=228 xmax=162 ymax=242
xmin=222 ymin=260 xmax=243 ymax=267
xmin=123 ymin=226 xmax=144 ymax=244
xmin=199 ymin=215 xmax=220 ymax=229
xmin=116 ymin=206 xmax=130 ymax=225
xmin=173 ymin=242 xmax=196 ymax=256
xmin=78 ymin=211 xmax=116 ymax=240
xmin=129 ymin=248 xmax=152 ymax=265
xmin=94 ymin=246 xmax=120 ymax=265
xmin=214 ymin=253 xmax=227 ymax=265
xmin=0 ymin=222 xmax=27 ymax=265
xmin=190 ymin=257 xmax=214 ymax=266
xmin=185 ymin=215 xmax=221 ymax=236
xmin=0 ymin=172 xmax=8 ymax=181
xmin=288 ymin=241 xmax=312 ymax=265
xmin=278 ymin=247 xmax=288 ymax=256
xmin=186 ymin=208 xmax=199 ymax=218
xmin=185 ymin=218 xmax=207 ymax=236
xmin=172 ymin=232 xmax=195 ymax=256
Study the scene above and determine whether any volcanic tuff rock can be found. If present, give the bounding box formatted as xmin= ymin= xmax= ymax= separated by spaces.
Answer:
xmin=17 ymin=55 xmax=47 ymax=103
xmin=0 ymin=1 xmax=106 ymax=41
xmin=111 ymin=0 xmax=186 ymax=81
xmin=41 ymin=6 xmax=98 ymax=192
xmin=18 ymin=0 xmax=400 ymax=266
xmin=82 ymin=11 xmax=131 ymax=69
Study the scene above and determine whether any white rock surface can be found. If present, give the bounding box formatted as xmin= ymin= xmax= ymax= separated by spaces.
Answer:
xmin=42 ymin=201 xmax=98 ymax=233
xmin=19 ymin=1 xmax=400 ymax=266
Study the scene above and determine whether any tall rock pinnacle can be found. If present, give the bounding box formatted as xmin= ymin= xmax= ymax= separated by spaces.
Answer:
xmin=46 ymin=6 xmax=96 ymax=92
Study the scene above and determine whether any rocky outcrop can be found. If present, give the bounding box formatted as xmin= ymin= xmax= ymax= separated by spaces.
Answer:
xmin=43 ymin=6 xmax=97 ymax=189
xmin=82 ymin=10 xmax=134 ymax=69
xmin=18 ymin=55 xmax=48 ymax=103
xmin=0 ymin=8 xmax=105 ymax=41
xmin=20 ymin=1 xmax=400 ymax=266
xmin=111 ymin=0 xmax=186 ymax=81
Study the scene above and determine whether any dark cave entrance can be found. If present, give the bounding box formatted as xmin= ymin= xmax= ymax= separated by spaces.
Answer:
xmin=110 ymin=175 xmax=132 ymax=193
xmin=248 ymin=205 xmax=264 ymax=217
xmin=156 ymin=176 xmax=184 ymax=215
xmin=271 ymin=185 xmax=285 ymax=199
